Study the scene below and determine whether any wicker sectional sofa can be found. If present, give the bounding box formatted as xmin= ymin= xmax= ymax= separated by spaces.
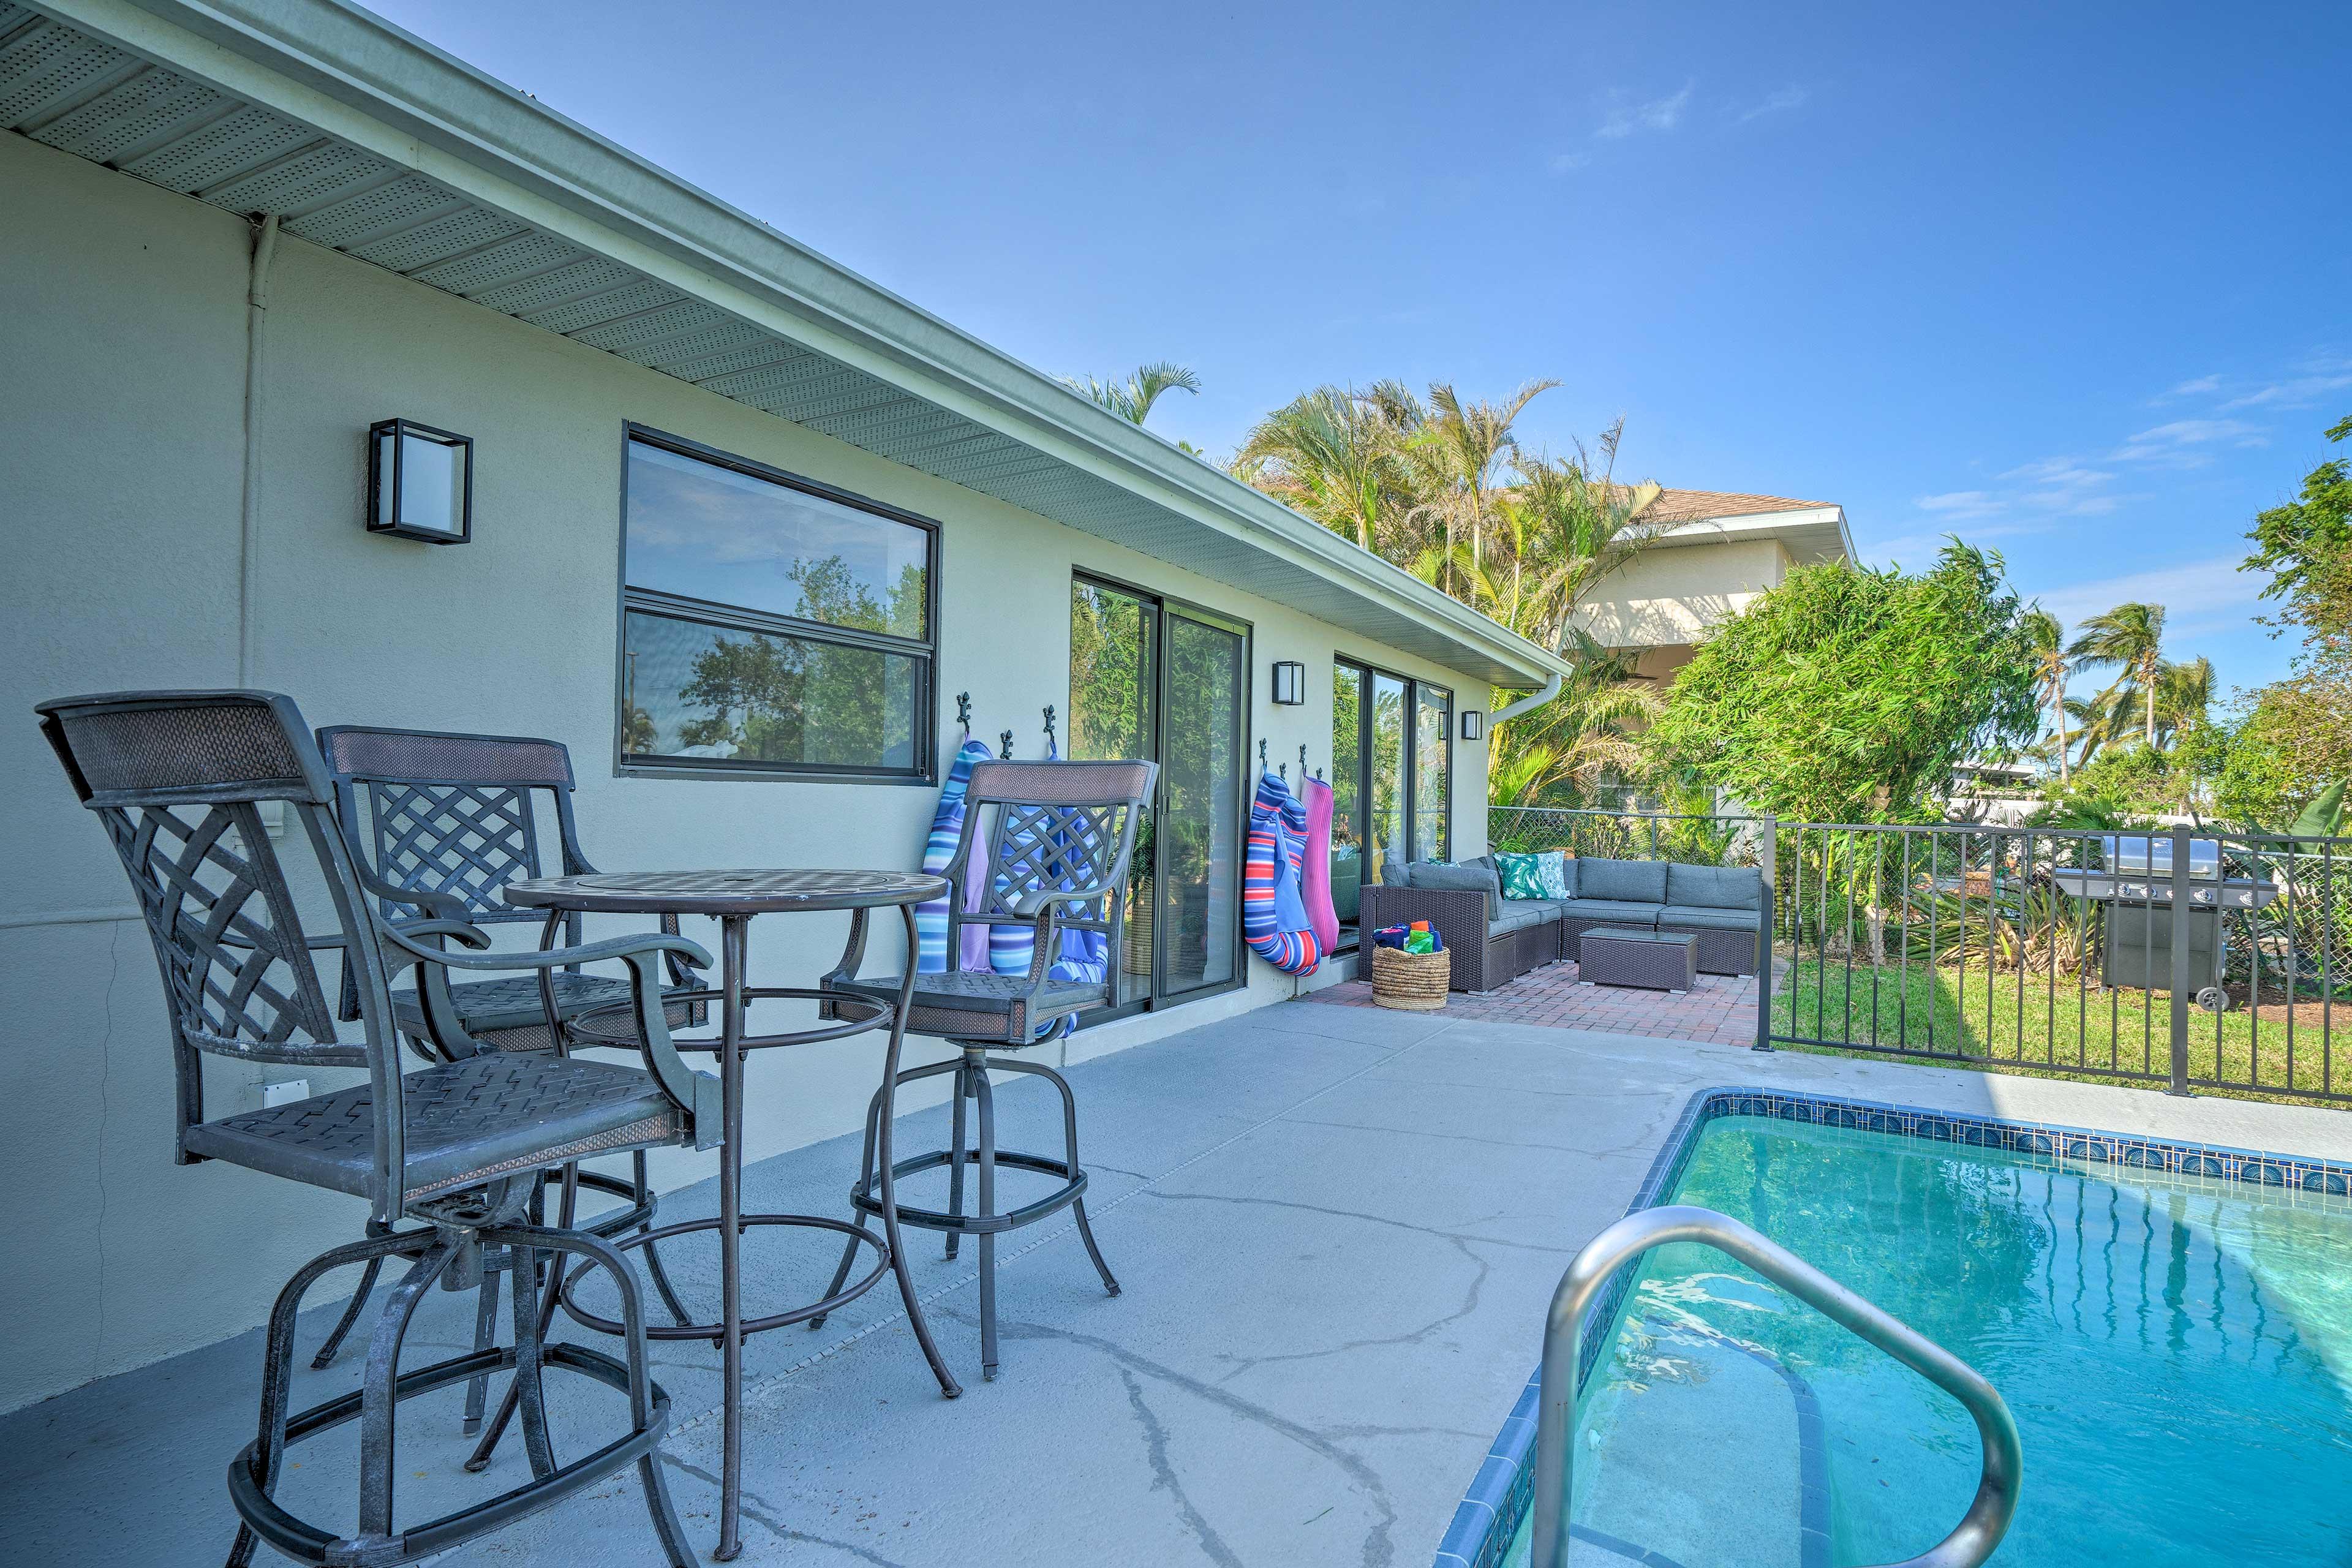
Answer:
xmin=1357 ymin=853 xmax=1764 ymax=992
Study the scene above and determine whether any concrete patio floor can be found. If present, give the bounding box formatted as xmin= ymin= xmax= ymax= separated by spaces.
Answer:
xmin=9 ymin=998 xmax=2352 ymax=1568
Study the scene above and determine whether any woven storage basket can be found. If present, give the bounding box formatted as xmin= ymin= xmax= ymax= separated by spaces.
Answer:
xmin=1370 ymin=944 xmax=1450 ymax=1011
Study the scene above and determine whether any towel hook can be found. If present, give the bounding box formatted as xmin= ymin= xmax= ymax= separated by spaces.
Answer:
xmin=1042 ymin=704 xmax=1057 ymax=747
xmin=956 ymin=691 xmax=972 ymax=729
xmin=1298 ymin=744 xmax=1309 ymax=778
xmin=1000 ymin=728 xmax=1015 ymax=760
xmin=1258 ymin=738 xmax=1268 ymax=771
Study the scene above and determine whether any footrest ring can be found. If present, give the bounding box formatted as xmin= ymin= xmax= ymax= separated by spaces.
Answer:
xmin=556 ymin=1213 xmax=890 ymax=1340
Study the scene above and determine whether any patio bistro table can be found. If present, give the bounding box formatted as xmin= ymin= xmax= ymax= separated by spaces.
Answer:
xmin=502 ymin=868 xmax=955 ymax=1562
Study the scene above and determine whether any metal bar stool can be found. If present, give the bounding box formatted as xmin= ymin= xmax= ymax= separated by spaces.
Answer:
xmin=39 ymin=690 xmax=722 ymax=1568
xmin=307 ymin=726 xmax=705 ymax=1432
xmin=817 ymin=758 xmax=1156 ymax=1379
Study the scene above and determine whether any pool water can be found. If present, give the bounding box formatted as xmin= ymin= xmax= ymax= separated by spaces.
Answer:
xmin=1518 ymin=1115 xmax=2352 ymax=1567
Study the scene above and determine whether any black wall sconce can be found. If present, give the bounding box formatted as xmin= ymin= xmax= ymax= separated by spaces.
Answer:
xmin=368 ymin=418 xmax=473 ymax=544
xmin=1460 ymin=710 xmax=1485 ymax=741
xmin=1270 ymin=660 xmax=1306 ymax=706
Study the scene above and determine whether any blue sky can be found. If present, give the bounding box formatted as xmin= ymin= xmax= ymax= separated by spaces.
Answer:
xmin=374 ymin=0 xmax=2350 ymax=698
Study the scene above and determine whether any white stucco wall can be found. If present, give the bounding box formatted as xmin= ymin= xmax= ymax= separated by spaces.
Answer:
xmin=0 ymin=130 xmax=1492 ymax=1413
xmin=1570 ymin=537 xmax=1791 ymax=649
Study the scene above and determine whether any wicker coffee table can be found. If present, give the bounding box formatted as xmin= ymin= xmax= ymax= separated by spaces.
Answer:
xmin=1580 ymin=927 xmax=1698 ymax=992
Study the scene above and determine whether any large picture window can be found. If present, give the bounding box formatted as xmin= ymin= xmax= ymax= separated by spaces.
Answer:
xmin=618 ymin=429 xmax=937 ymax=780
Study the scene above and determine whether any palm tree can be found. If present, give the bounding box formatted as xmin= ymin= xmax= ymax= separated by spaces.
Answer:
xmin=2022 ymin=609 xmax=2070 ymax=785
xmin=1483 ymin=438 xmax=1660 ymax=655
xmin=1487 ymin=631 xmax=1664 ymax=806
xmin=1409 ymin=380 xmax=1558 ymax=598
xmin=2154 ymin=655 xmax=2213 ymax=745
xmin=1066 ymin=361 xmax=1201 ymax=426
xmin=1234 ymin=386 xmax=1408 ymax=551
xmin=2067 ymin=601 xmax=2167 ymax=747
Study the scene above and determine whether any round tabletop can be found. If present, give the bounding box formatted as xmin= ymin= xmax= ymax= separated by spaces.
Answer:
xmin=503 ymin=867 xmax=946 ymax=916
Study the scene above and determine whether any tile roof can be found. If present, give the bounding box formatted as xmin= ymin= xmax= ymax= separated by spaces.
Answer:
xmin=1634 ymin=488 xmax=1833 ymax=523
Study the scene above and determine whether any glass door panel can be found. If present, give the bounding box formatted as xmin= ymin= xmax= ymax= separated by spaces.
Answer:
xmin=1069 ymin=581 xmax=1158 ymax=1009
xmin=1330 ymin=665 xmax=1365 ymax=941
xmin=1415 ymin=684 xmax=1452 ymax=862
xmin=1370 ymin=672 xmax=1409 ymax=885
xmin=1158 ymin=612 xmax=1245 ymax=999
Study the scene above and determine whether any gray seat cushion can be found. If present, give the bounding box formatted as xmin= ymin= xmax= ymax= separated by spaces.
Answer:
xmin=1408 ymin=859 xmax=1504 ymax=921
xmin=1514 ymin=899 xmax=1570 ymax=924
xmin=1489 ymin=905 xmax=1548 ymax=935
xmin=1556 ymin=897 xmax=1664 ymax=925
xmin=1659 ymin=903 xmax=1763 ymax=932
xmin=1665 ymin=863 xmax=1763 ymax=911
xmin=183 ymin=1054 xmax=685 ymax=1204
xmin=1577 ymin=858 xmax=1669 ymax=904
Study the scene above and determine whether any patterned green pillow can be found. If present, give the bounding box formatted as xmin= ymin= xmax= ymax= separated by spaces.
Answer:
xmin=1496 ymin=851 xmax=1548 ymax=900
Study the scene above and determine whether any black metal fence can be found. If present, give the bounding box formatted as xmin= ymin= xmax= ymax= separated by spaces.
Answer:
xmin=1769 ymin=820 xmax=2352 ymax=1104
xmin=1487 ymin=807 xmax=2352 ymax=1107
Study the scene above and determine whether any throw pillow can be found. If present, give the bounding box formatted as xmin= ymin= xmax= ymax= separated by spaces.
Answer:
xmin=1496 ymin=851 xmax=1548 ymax=901
xmin=1537 ymin=851 xmax=1572 ymax=899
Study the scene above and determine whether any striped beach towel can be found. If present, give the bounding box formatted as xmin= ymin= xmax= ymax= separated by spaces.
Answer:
xmin=918 ymin=737 xmax=997 ymax=973
xmin=1243 ymin=767 xmax=1322 ymax=976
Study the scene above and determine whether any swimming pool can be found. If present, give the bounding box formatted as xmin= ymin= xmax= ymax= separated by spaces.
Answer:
xmin=1436 ymin=1088 xmax=2352 ymax=1567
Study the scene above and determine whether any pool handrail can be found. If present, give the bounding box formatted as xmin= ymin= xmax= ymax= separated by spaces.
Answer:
xmin=1532 ymin=1204 xmax=2022 ymax=1568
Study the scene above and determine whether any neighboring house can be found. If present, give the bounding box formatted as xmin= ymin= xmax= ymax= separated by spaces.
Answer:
xmin=1571 ymin=489 xmax=1855 ymax=684
xmin=0 ymin=0 xmax=1570 ymax=1411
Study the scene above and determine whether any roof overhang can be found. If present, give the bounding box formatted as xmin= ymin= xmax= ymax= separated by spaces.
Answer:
xmin=4 ymin=0 xmax=1571 ymax=690
xmin=1643 ymin=504 xmax=1853 ymax=567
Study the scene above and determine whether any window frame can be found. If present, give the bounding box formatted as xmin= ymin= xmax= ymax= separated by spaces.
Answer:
xmin=614 ymin=423 xmax=940 ymax=785
xmin=1332 ymin=654 xmax=1453 ymax=949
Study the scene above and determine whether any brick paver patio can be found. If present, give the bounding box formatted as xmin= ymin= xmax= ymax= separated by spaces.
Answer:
xmin=1310 ymin=955 xmax=1760 ymax=1045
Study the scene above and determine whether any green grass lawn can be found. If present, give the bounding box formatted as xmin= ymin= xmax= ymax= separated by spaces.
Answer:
xmin=1774 ymin=958 xmax=2352 ymax=1107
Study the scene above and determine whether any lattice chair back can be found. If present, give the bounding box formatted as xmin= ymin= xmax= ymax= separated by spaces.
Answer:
xmin=316 ymin=725 xmax=582 ymax=930
xmin=947 ymin=760 xmax=1158 ymax=949
xmin=38 ymin=690 xmax=410 ymax=1213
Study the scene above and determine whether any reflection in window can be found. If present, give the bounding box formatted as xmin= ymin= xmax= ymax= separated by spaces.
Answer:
xmin=623 ymin=612 xmax=918 ymax=771
xmin=1329 ymin=667 xmax=1362 ymax=928
xmin=625 ymin=442 xmax=927 ymax=637
xmin=1416 ymin=684 xmax=1451 ymax=862
xmin=619 ymin=433 xmax=935 ymax=778
xmin=1371 ymin=672 xmax=1408 ymax=882
xmin=1071 ymin=581 xmax=1158 ymax=1008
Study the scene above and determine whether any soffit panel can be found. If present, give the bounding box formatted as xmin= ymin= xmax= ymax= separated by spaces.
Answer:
xmin=2 ymin=0 xmax=1550 ymax=686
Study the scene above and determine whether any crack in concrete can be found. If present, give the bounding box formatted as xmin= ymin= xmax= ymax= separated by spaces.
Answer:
xmin=658 ymin=1452 xmax=913 ymax=1567
xmin=1118 ymin=1368 xmax=1246 ymax=1567
xmin=1207 ymin=1234 xmax=1490 ymax=1384
xmin=1133 ymin=1188 xmax=1576 ymax=1256
xmin=964 ymin=1312 xmax=1399 ymax=1568
xmin=1277 ymin=1113 xmax=1610 ymax=1156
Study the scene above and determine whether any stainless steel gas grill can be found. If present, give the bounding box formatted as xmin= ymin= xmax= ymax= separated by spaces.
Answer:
xmin=2048 ymin=834 xmax=2278 ymax=1008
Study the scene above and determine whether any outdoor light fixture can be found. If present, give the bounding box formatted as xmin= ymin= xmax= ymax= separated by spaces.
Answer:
xmin=1270 ymin=660 xmax=1306 ymax=706
xmin=367 ymin=418 xmax=473 ymax=544
xmin=1461 ymin=710 xmax=1484 ymax=741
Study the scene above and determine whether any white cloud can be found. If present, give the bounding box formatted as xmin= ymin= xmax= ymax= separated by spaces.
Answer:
xmin=2033 ymin=556 xmax=2263 ymax=630
xmin=1548 ymin=150 xmax=1593 ymax=173
xmin=1734 ymin=86 xmax=1807 ymax=124
xmin=2109 ymin=418 xmax=2267 ymax=466
xmin=1596 ymin=84 xmax=1692 ymax=141
xmin=2160 ymin=374 xmax=2222 ymax=399
xmin=2217 ymin=363 xmax=2352 ymax=412
xmin=1915 ymin=490 xmax=2002 ymax=520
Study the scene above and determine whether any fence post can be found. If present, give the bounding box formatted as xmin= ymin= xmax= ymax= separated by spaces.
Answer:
xmin=2167 ymin=821 xmax=2192 ymax=1096
xmin=1754 ymin=815 xmax=1777 ymax=1052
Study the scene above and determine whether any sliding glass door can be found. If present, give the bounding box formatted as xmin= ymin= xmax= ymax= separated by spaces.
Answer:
xmin=1070 ymin=576 xmax=1249 ymax=1014
xmin=1332 ymin=658 xmax=1452 ymax=949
